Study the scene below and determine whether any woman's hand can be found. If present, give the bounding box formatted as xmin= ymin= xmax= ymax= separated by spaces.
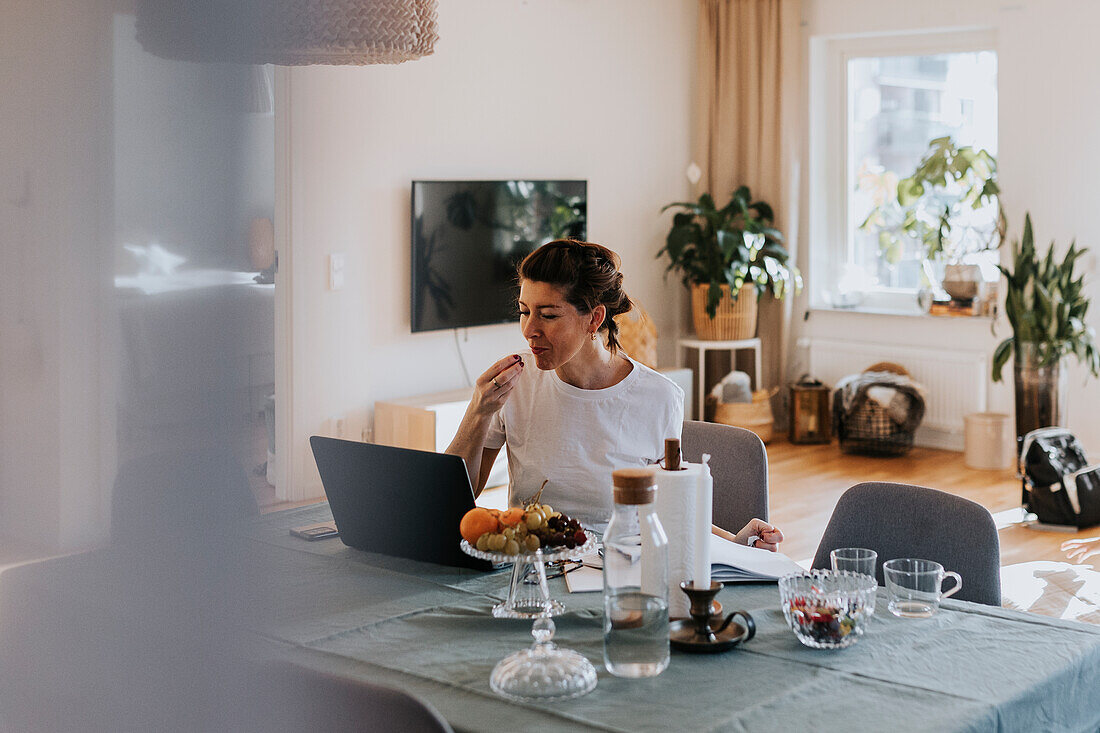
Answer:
xmin=733 ymin=518 xmax=784 ymax=552
xmin=1062 ymin=537 xmax=1100 ymax=564
xmin=468 ymin=354 xmax=524 ymax=418
xmin=447 ymin=354 xmax=524 ymax=493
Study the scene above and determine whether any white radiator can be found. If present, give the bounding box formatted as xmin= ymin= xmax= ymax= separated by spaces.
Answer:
xmin=804 ymin=338 xmax=989 ymax=448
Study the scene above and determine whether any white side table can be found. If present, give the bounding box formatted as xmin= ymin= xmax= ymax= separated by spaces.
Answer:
xmin=678 ymin=337 xmax=762 ymax=422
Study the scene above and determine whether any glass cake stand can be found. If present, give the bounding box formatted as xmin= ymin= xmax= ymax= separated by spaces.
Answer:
xmin=459 ymin=539 xmax=599 ymax=702
xmin=460 ymin=536 xmax=596 ymax=619
xmin=489 ymin=616 xmax=597 ymax=702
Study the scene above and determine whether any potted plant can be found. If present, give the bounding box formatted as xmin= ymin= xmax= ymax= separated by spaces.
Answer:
xmin=659 ymin=186 xmax=802 ymax=340
xmin=859 ymin=136 xmax=1005 ymax=301
xmin=992 ymin=213 xmax=1099 ymax=438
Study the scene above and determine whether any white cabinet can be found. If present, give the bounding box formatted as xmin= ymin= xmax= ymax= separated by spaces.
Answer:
xmin=374 ymin=388 xmax=509 ymax=487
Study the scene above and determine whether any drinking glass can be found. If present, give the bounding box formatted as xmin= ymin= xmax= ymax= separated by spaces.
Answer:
xmin=831 ymin=548 xmax=878 ymax=615
xmin=883 ymin=558 xmax=962 ymax=618
xmin=830 ymin=547 xmax=877 ymax=577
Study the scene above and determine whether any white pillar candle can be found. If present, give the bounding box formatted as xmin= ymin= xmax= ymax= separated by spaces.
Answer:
xmin=694 ymin=454 xmax=712 ymax=589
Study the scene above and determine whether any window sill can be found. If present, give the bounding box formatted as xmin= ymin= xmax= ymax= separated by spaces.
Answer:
xmin=808 ymin=304 xmax=995 ymax=321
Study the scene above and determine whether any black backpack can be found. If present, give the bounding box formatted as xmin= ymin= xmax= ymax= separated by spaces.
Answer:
xmin=1019 ymin=428 xmax=1100 ymax=529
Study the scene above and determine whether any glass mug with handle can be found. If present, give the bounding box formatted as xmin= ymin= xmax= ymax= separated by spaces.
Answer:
xmin=883 ymin=558 xmax=962 ymax=618
xmin=830 ymin=548 xmax=878 ymax=614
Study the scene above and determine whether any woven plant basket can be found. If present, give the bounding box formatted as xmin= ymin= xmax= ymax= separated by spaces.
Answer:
xmin=691 ymin=284 xmax=758 ymax=340
xmin=709 ymin=388 xmax=776 ymax=443
xmin=614 ymin=304 xmax=658 ymax=369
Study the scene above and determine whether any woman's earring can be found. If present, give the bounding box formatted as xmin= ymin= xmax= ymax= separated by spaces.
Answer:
xmin=591 ymin=332 xmax=597 ymax=341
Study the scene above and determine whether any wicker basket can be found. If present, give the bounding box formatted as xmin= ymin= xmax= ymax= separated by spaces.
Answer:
xmin=833 ymin=363 xmax=921 ymax=457
xmin=709 ymin=388 xmax=775 ymax=443
xmin=613 ymin=304 xmax=658 ymax=369
xmin=691 ymin=283 xmax=758 ymax=340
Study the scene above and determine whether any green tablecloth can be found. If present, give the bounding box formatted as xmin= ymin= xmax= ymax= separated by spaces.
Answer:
xmin=246 ymin=504 xmax=1100 ymax=733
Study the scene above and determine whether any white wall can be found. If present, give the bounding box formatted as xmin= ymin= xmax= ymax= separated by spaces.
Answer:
xmin=796 ymin=0 xmax=1100 ymax=453
xmin=284 ymin=0 xmax=697 ymax=497
xmin=1 ymin=0 xmax=115 ymax=552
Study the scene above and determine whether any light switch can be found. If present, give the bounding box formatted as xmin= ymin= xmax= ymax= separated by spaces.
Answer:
xmin=329 ymin=252 xmax=345 ymax=290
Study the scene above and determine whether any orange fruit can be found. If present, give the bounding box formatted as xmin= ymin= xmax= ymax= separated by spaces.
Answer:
xmin=459 ymin=507 xmax=500 ymax=544
xmin=499 ymin=507 xmax=525 ymax=528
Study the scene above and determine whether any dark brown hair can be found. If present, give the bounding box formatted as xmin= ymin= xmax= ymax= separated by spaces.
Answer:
xmin=518 ymin=239 xmax=633 ymax=354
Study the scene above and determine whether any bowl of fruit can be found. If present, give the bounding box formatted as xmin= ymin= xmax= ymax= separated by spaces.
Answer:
xmin=459 ymin=484 xmax=595 ymax=618
xmin=460 ymin=504 xmax=589 ymax=558
xmin=778 ymin=570 xmax=876 ymax=649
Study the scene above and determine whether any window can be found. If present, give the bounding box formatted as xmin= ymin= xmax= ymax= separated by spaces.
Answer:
xmin=810 ymin=32 xmax=998 ymax=312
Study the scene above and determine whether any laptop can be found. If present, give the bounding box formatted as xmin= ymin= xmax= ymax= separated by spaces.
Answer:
xmin=309 ymin=436 xmax=492 ymax=571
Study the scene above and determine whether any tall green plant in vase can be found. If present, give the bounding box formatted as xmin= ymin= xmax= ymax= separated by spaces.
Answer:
xmin=992 ymin=213 xmax=1099 ymax=438
xmin=659 ymin=186 xmax=802 ymax=340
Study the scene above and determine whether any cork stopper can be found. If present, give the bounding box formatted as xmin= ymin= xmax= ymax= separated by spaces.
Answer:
xmin=664 ymin=438 xmax=682 ymax=471
xmin=613 ymin=467 xmax=657 ymax=505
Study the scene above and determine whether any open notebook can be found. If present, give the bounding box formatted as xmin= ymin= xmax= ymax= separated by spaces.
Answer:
xmin=566 ymin=534 xmax=805 ymax=592
xmin=709 ymin=534 xmax=804 ymax=582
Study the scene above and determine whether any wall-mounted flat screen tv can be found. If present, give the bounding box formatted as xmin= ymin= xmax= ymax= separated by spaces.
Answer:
xmin=411 ymin=179 xmax=587 ymax=333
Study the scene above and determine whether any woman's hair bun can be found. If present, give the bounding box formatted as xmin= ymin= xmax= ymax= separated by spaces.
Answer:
xmin=518 ymin=239 xmax=633 ymax=354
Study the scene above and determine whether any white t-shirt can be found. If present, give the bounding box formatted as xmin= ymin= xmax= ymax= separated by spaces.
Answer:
xmin=484 ymin=352 xmax=684 ymax=531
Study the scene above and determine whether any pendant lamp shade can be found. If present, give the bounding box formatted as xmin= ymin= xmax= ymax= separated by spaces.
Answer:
xmin=136 ymin=0 xmax=439 ymax=66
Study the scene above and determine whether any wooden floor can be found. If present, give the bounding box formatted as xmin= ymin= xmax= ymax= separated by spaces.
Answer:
xmin=263 ymin=438 xmax=1100 ymax=625
xmin=763 ymin=439 xmax=1083 ymax=566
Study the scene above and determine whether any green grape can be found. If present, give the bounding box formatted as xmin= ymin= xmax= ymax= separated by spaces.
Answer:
xmin=476 ymin=534 xmax=490 ymax=552
xmin=541 ymin=504 xmax=554 ymax=516
xmin=504 ymin=539 xmax=520 ymax=555
xmin=524 ymin=512 xmax=542 ymax=531
xmin=488 ymin=533 xmax=506 ymax=552
xmin=525 ymin=535 xmax=540 ymax=551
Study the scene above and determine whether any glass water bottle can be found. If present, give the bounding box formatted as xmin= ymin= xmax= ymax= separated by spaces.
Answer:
xmin=603 ymin=467 xmax=670 ymax=678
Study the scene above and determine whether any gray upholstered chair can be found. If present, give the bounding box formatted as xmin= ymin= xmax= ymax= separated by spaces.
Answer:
xmin=811 ymin=481 xmax=1001 ymax=606
xmin=681 ymin=420 xmax=769 ymax=532
xmin=254 ymin=662 xmax=454 ymax=732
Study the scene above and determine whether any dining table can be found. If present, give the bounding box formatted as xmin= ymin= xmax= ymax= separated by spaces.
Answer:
xmin=245 ymin=503 xmax=1100 ymax=733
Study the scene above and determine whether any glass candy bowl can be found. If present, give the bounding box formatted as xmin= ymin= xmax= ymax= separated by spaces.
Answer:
xmin=460 ymin=536 xmax=596 ymax=618
xmin=779 ymin=570 xmax=877 ymax=649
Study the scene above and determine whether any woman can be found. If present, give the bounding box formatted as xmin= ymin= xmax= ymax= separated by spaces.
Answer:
xmin=446 ymin=239 xmax=782 ymax=549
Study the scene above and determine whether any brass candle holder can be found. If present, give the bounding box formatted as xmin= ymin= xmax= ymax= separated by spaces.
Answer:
xmin=669 ymin=581 xmax=756 ymax=653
